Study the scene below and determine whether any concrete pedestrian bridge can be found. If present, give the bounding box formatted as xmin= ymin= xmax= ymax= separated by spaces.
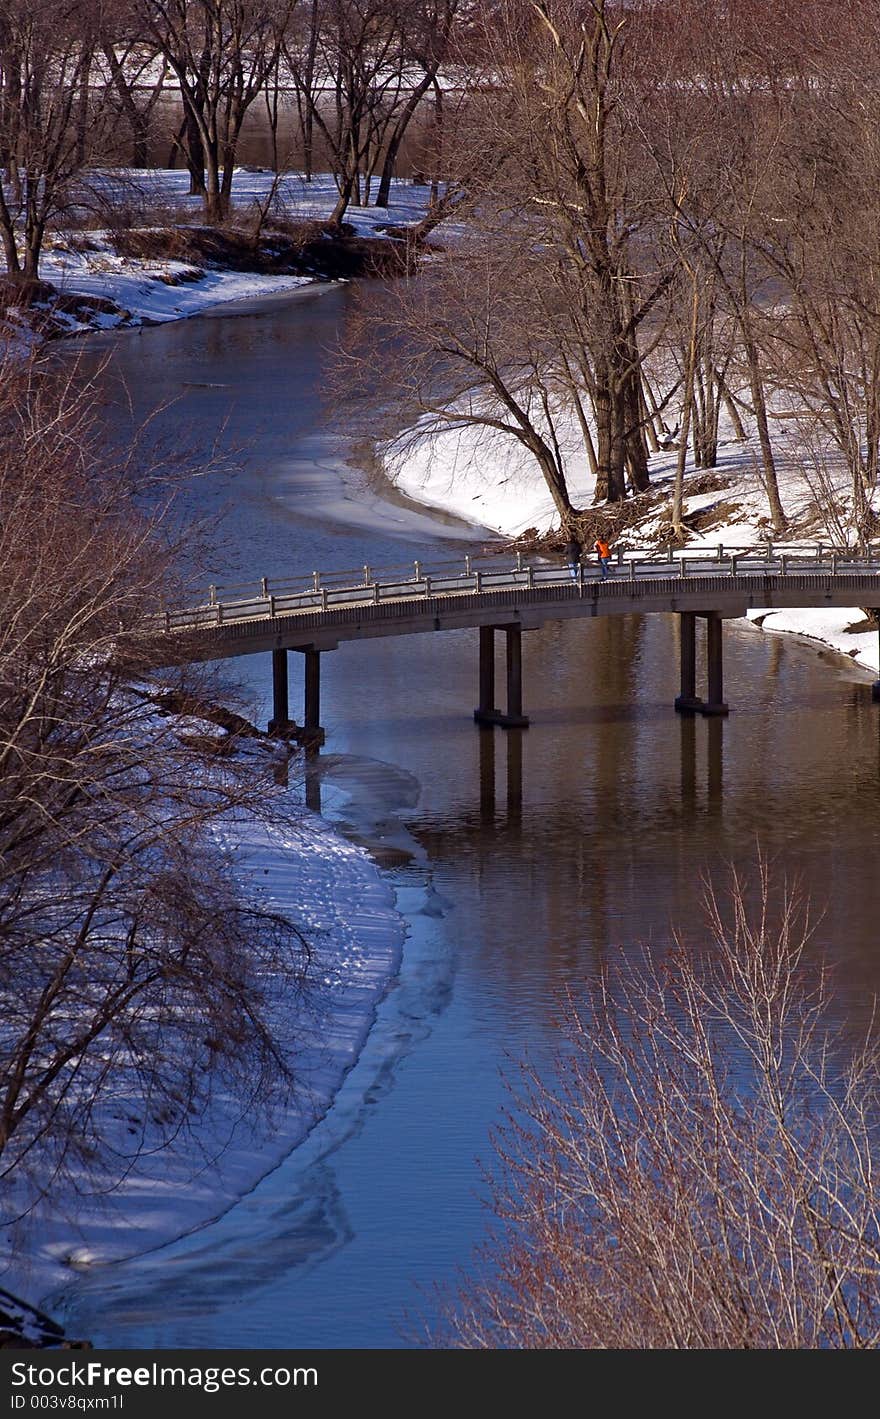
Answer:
xmin=162 ymin=543 xmax=880 ymax=740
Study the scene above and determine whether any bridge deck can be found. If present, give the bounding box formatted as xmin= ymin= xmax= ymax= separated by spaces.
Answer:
xmin=161 ymin=546 xmax=880 ymax=660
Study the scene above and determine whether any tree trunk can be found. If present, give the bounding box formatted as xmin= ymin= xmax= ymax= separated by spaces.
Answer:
xmin=74 ymin=56 xmax=92 ymax=168
xmin=185 ymin=109 xmax=206 ymax=196
xmin=330 ymin=171 xmax=356 ymax=225
xmin=533 ymin=444 xmax=576 ymax=523
xmin=429 ymin=79 xmax=444 ymax=207
xmin=594 ymin=384 xmax=613 ymax=502
xmin=23 ymin=220 xmax=44 ymax=281
xmin=743 ymin=325 xmax=787 ymax=534
xmin=375 ymin=72 xmax=435 ymax=208
xmin=716 ymin=367 xmax=748 ymax=440
xmin=0 ymin=182 xmax=21 ymax=276
xmin=623 ymin=370 xmax=650 ymax=492
xmin=672 ymin=278 xmax=700 ymax=539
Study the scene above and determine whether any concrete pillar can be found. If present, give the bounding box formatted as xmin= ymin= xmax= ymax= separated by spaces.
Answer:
xmin=474 ymin=626 xmax=529 ymax=727
xmin=302 ymin=647 xmax=325 ymax=747
xmin=475 ymin=627 xmax=496 ymax=721
xmin=505 ymin=626 xmax=527 ymax=726
xmin=268 ymin=648 xmax=291 ymax=734
xmin=674 ymin=612 xmax=703 ymax=714
xmin=702 ymin=612 xmax=729 ymax=716
xmin=873 ymin=621 xmax=880 ymax=700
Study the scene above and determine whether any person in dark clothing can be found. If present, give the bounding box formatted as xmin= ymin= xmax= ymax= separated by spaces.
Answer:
xmin=564 ymin=535 xmax=581 ymax=580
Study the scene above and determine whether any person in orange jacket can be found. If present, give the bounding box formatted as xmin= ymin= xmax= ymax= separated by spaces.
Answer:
xmin=593 ymin=535 xmax=612 ymax=578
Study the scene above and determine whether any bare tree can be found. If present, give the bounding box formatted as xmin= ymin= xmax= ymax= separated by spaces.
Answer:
xmin=751 ymin=7 xmax=880 ymax=547
xmin=0 ymin=0 xmax=109 ymax=279
xmin=373 ymin=0 xmax=459 ymax=208
xmin=282 ymin=0 xmax=443 ymax=223
xmin=434 ymin=859 xmax=880 ymax=1348
xmin=0 ymin=354 xmax=310 ymax=1221
xmin=134 ymin=0 xmax=293 ymax=220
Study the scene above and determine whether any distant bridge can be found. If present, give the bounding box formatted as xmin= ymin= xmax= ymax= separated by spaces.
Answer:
xmin=161 ymin=544 xmax=880 ymax=740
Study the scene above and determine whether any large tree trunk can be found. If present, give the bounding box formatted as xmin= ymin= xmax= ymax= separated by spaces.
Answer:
xmin=623 ymin=369 xmax=650 ymax=492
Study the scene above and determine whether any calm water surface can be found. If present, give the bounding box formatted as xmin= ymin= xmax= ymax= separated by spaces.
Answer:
xmin=52 ymin=286 xmax=880 ymax=1346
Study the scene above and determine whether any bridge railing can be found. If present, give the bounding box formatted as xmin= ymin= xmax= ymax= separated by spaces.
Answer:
xmin=160 ymin=541 xmax=880 ymax=633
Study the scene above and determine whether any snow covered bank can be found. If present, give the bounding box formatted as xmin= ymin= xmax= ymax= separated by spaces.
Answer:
xmin=1 ymin=170 xmax=433 ymax=341
xmin=386 ymin=408 xmax=880 ymax=679
xmin=2 ymin=787 xmax=405 ymax=1309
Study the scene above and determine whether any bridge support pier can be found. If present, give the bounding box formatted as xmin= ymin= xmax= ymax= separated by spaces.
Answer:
xmin=269 ymin=648 xmax=294 ymax=735
xmin=703 ymin=612 xmax=729 ymax=716
xmin=674 ymin=613 xmax=703 ymax=713
xmin=474 ymin=625 xmax=529 ymax=728
xmin=674 ymin=611 xmax=729 ymax=716
xmin=268 ymin=646 xmax=326 ymax=745
xmin=298 ymin=646 xmax=326 ymax=747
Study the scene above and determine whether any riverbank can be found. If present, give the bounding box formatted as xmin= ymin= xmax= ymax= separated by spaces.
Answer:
xmin=0 ymin=170 xmax=432 ymax=344
xmin=1 ymin=725 xmax=406 ymax=1325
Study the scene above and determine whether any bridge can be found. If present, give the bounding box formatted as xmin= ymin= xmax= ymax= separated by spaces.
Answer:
xmin=161 ymin=543 xmax=880 ymax=741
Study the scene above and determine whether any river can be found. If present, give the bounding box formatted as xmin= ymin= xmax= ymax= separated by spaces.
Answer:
xmin=49 ymin=283 xmax=880 ymax=1348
